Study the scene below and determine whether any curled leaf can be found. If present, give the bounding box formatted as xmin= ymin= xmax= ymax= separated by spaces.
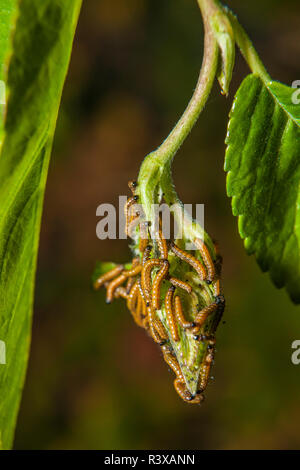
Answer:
xmin=210 ymin=10 xmax=235 ymax=96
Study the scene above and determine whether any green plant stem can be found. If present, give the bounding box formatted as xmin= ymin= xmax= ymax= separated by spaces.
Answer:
xmin=137 ymin=0 xmax=271 ymax=246
xmin=138 ymin=0 xmax=219 ymax=232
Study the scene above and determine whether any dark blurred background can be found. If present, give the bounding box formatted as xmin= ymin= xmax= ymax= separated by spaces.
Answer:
xmin=14 ymin=0 xmax=300 ymax=449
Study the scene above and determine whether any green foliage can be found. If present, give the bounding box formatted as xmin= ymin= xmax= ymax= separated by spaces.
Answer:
xmin=0 ymin=0 xmax=82 ymax=449
xmin=225 ymin=74 xmax=300 ymax=303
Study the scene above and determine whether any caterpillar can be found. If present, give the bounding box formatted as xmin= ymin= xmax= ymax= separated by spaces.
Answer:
xmin=127 ymin=280 xmax=140 ymax=313
xmin=165 ymin=286 xmax=179 ymax=342
xmin=146 ymin=302 xmax=168 ymax=344
xmin=106 ymin=273 xmax=127 ymax=303
xmin=126 ymin=276 xmax=136 ymax=294
xmin=174 ymin=378 xmax=204 ymax=404
xmin=192 ymin=301 xmax=218 ymax=332
xmin=152 ymin=259 xmax=169 ymax=310
xmin=213 ymin=279 xmax=221 ymax=297
xmin=174 ymin=295 xmax=195 ymax=329
xmin=197 ymin=347 xmax=215 ymax=394
xmin=142 ymin=244 xmax=152 ymax=266
xmin=155 ymin=228 xmax=169 ymax=260
xmin=170 ymin=242 xmax=206 ymax=280
xmin=125 ymin=195 xmax=139 ymax=237
xmin=114 ymin=286 xmax=128 ymax=299
xmin=163 ymin=350 xmax=184 ymax=382
xmin=194 ymin=238 xmax=216 ymax=283
xmin=153 ymin=319 xmax=169 ymax=341
xmin=128 ymin=180 xmax=137 ymax=194
xmin=169 ymin=277 xmax=192 ymax=294
xmin=134 ymin=293 xmax=145 ymax=327
xmin=163 ymin=350 xmax=203 ymax=403
xmin=94 ymin=264 xmax=124 ymax=290
xmin=137 ymin=279 xmax=149 ymax=328
xmin=123 ymin=264 xmax=142 ymax=278
xmin=141 ymin=258 xmax=163 ymax=301
xmin=139 ymin=221 xmax=149 ymax=253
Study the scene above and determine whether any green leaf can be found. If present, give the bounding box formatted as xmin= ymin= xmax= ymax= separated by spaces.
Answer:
xmin=225 ymin=74 xmax=300 ymax=304
xmin=0 ymin=0 xmax=82 ymax=449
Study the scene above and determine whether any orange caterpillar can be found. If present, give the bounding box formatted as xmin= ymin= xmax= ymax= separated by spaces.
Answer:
xmin=170 ymin=242 xmax=207 ymax=280
xmin=165 ymin=286 xmax=179 ymax=342
xmin=152 ymin=259 xmax=169 ymax=310
xmin=174 ymin=295 xmax=195 ymax=329
xmin=169 ymin=277 xmax=192 ymax=294
xmin=194 ymin=238 xmax=216 ymax=283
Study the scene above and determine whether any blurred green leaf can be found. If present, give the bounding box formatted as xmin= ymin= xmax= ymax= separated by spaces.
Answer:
xmin=225 ymin=74 xmax=300 ymax=303
xmin=0 ymin=0 xmax=82 ymax=449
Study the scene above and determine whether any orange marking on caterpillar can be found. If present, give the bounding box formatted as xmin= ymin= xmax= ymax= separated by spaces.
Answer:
xmin=106 ymin=273 xmax=127 ymax=303
xmin=139 ymin=237 xmax=149 ymax=254
xmin=163 ymin=350 xmax=184 ymax=382
xmin=123 ymin=264 xmax=142 ymax=278
xmin=170 ymin=242 xmax=206 ymax=280
xmin=174 ymin=295 xmax=195 ymax=329
xmin=139 ymin=222 xmax=149 ymax=253
xmin=169 ymin=277 xmax=192 ymax=294
xmin=155 ymin=228 xmax=168 ymax=259
xmin=114 ymin=287 xmax=128 ymax=299
xmin=165 ymin=286 xmax=179 ymax=342
xmin=136 ymin=280 xmax=149 ymax=329
xmin=198 ymin=348 xmax=215 ymax=393
xmin=125 ymin=277 xmax=135 ymax=294
xmin=174 ymin=378 xmax=204 ymax=404
xmin=125 ymin=195 xmax=139 ymax=236
xmin=152 ymin=260 xmax=169 ymax=310
xmin=142 ymin=245 xmax=152 ymax=266
xmin=194 ymin=238 xmax=216 ymax=282
xmin=146 ymin=303 xmax=167 ymax=344
xmin=154 ymin=319 xmax=168 ymax=341
xmin=124 ymin=258 xmax=140 ymax=293
xmin=141 ymin=259 xmax=162 ymax=301
xmin=213 ymin=279 xmax=221 ymax=297
xmin=94 ymin=265 xmax=124 ymax=290
xmin=134 ymin=294 xmax=144 ymax=327
xmin=192 ymin=302 xmax=218 ymax=332
xmin=127 ymin=280 xmax=140 ymax=313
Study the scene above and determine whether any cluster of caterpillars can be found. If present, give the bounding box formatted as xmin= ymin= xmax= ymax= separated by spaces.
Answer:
xmin=94 ymin=181 xmax=225 ymax=404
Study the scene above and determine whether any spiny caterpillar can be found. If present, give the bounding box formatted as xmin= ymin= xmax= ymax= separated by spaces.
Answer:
xmin=94 ymin=181 xmax=225 ymax=403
